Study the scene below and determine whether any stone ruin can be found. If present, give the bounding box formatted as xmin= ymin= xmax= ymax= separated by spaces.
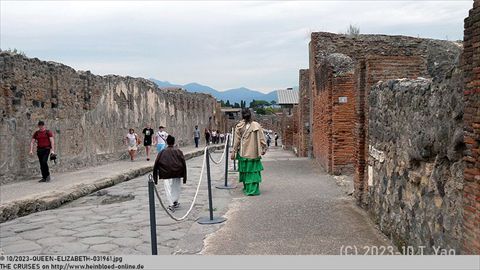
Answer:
xmin=0 ymin=53 xmax=224 ymax=184
xmin=288 ymin=0 xmax=479 ymax=254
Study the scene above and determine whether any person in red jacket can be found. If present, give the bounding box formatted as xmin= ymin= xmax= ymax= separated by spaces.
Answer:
xmin=30 ymin=121 xmax=55 ymax=182
xmin=152 ymin=135 xmax=187 ymax=212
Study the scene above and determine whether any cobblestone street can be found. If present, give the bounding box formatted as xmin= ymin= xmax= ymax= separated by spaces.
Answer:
xmin=0 ymin=150 xmax=232 ymax=255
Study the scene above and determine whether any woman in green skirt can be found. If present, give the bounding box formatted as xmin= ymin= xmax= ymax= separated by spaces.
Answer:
xmin=231 ymin=108 xmax=267 ymax=196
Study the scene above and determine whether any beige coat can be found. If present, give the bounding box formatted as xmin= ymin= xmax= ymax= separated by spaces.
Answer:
xmin=232 ymin=120 xmax=267 ymax=159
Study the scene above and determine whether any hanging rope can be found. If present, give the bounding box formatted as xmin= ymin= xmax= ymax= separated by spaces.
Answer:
xmin=209 ymin=133 xmax=230 ymax=165
xmin=149 ymin=147 xmax=208 ymax=221
xmin=150 ymin=134 xmax=231 ymax=221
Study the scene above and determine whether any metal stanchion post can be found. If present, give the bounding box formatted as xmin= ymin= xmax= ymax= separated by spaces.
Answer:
xmin=148 ymin=177 xmax=158 ymax=255
xmin=216 ymin=135 xmax=236 ymax=189
xmin=198 ymin=147 xmax=227 ymax=225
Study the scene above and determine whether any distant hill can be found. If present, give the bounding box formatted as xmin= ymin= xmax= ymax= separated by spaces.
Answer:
xmin=149 ymin=78 xmax=279 ymax=105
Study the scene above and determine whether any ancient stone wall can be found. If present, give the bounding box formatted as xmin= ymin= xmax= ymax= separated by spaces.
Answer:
xmin=255 ymin=114 xmax=282 ymax=133
xmin=281 ymin=113 xmax=295 ymax=150
xmin=0 ymin=53 xmax=219 ymax=184
xmin=291 ymin=105 xmax=299 ymax=154
xmin=462 ymin=0 xmax=480 ymax=254
xmin=310 ymin=53 xmax=356 ymax=174
xmin=309 ymin=32 xmax=461 ymax=202
xmin=296 ymin=69 xmax=310 ymax=157
xmin=368 ymin=72 xmax=464 ymax=253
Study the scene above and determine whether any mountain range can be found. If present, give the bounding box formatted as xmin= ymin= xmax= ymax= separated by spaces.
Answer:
xmin=149 ymin=79 xmax=279 ymax=105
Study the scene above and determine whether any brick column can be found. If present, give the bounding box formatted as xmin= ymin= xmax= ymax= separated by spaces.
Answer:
xmin=462 ymin=0 xmax=480 ymax=255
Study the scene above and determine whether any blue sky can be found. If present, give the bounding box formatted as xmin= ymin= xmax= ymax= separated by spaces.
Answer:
xmin=0 ymin=0 xmax=473 ymax=93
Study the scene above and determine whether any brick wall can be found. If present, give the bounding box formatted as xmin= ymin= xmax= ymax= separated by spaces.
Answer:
xmin=309 ymin=32 xmax=461 ymax=203
xmin=311 ymin=61 xmax=333 ymax=172
xmin=331 ymin=72 xmax=356 ymax=174
xmin=462 ymin=0 xmax=480 ymax=255
xmin=296 ymin=69 xmax=310 ymax=157
xmin=281 ymin=113 xmax=295 ymax=150
xmin=292 ymin=105 xmax=300 ymax=154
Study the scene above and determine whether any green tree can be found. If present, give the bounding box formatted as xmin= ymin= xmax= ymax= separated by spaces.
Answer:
xmin=255 ymin=108 xmax=266 ymax=115
xmin=250 ymin=100 xmax=270 ymax=109
xmin=233 ymin=102 xmax=240 ymax=108
xmin=270 ymin=100 xmax=277 ymax=105
xmin=240 ymin=100 xmax=246 ymax=108
xmin=225 ymin=100 xmax=231 ymax=107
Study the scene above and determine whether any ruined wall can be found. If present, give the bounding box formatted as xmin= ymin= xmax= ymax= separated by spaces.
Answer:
xmin=462 ymin=0 xmax=480 ymax=254
xmin=255 ymin=114 xmax=282 ymax=133
xmin=0 ymin=53 xmax=218 ymax=183
xmin=292 ymin=105 xmax=300 ymax=154
xmin=368 ymin=73 xmax=464 ymax=253
xmin=310 ymin=53 xmax=356 ymax=174
xmin=281 ymin=113 xmax=294 ymax=150
xmin=311 ymin=61 xmax=332 ymax=171
xmin=296 ymin=69 xmax=310 ymax=157
xmin=309 ymin=32 xmax=461 ymax=203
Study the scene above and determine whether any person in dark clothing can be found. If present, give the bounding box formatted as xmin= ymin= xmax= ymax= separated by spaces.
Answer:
xmin=274 ymin=132 xmax=279 ymax=147
xmin=204 ymin=128 xmax=211 ymax=145
xmin=142 ymin=124 xmax=154 ymax=161
xmin=30 ymin=121 xmax=55 ymax=182
xmin=153 ymin=135 xmax=187 ymax=212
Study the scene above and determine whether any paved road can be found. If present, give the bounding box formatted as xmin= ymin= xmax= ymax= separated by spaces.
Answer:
xmin=0 ymin=149 xmax=231 ymax=255
xmin=202 ymin=147 xmax=393 ymax=255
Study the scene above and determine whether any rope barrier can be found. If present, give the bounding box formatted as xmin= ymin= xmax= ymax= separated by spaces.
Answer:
xmin=209 ymin=133 xmax=230 ymax=165
xmin=149 ymin=147 xmax=207 ymax=221
xmin=149 ymin=134 xmax=231 ymax=222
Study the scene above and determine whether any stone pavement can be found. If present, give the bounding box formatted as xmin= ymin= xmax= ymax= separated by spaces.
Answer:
xmin=0 ymin=144 xmax=223 ymax=223
xmin=0 ymin=149 xmax=234 ymax=255
xmin=201 ymin=147 xmax=394 ymax=255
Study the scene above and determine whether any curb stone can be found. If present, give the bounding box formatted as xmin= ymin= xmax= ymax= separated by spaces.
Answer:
xmin=0 ymin=145 xmax=224 ymax=223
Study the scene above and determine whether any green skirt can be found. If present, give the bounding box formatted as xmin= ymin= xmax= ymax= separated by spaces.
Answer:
xmin=237 ymin=153 xmax=263 ymax=196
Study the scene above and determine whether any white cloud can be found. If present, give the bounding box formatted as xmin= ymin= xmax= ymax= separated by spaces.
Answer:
xmin=1 ymin=0 xmax=472 ymax=92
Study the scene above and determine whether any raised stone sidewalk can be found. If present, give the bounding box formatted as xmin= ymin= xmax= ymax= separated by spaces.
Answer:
xmin=0 ymin=144 xmax=224 ymax=223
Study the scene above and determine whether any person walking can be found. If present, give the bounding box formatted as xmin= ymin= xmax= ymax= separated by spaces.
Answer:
xmin=266 ymin=132 xmax=272 ymax=148
xmin=220 ymin=132 xmax=225 ymax=144
xmin=231 ymin=108 xmax=267 ymax=196
xmin=204 ymin=128 xmax=211 ymax=145
xmin=155 ymin=126 xmax=168 ymax=153
xmin=153 ymin=135 xmax=187 ymax=212
xmin=125 ymin=128 xmax=140 ymax=161
xmin=142 ymin=124 xmax=154 ymax=161
xmin=193 ymin=125 xmax=201 ymax=148
xmin=274 ymin=132 xmax=279 ymax=147
xmin=30 ymin=121 xmax=55 ymax=182
xmin=211 ymin=129 xmax=217 ymax=144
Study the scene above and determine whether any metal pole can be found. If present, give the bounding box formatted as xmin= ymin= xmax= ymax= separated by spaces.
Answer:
xmin=148 ymin=177 xmax=158 ymax=255
xmin=198 ymin=147 xmax=227 ymax=225
xmin=216 ymin=134 xmax=236 ymax=189
xmin=224 ymin=135 xmax=229 ymax=186
xmin=206 ymin=147 xmax=213 ymax=220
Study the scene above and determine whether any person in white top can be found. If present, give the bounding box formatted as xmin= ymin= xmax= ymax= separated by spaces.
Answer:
xmin=125 ymin=128 xmax=140 ymax=161
xmin=211 ymin=130 xmax=217 ymax=144
xmin=155 ymin=126 xmax=169 ymax=153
